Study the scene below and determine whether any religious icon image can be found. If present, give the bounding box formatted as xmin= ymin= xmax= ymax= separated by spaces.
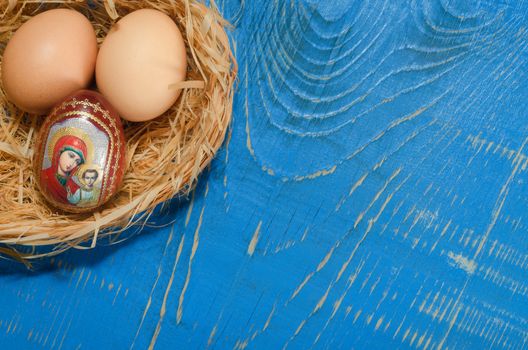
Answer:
xmin=40 ymin=134 xmax=88 ymax=204
xmin=40 ymin=121 xmax=107 ymax=208
xmin=33 ymin=90 xmax=127 ymax=213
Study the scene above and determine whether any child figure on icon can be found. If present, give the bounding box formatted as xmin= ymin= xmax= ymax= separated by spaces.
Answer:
xmin=67 ymin=167 xmax=101 ymax=206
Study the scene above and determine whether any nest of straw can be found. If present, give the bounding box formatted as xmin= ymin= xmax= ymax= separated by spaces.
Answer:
xmin=0 ymin=0 xmax=236 ymax=262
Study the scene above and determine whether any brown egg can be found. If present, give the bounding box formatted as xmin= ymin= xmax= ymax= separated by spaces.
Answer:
xmin=1 ymin=9 xmax=98 ymax=115
xmin=33 ymin=90 xmax=127 ymax=213
xmin=96 ymin=9 xmax=187 ymax=122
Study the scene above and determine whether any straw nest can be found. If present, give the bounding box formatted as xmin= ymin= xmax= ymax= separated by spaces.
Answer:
xmin=0 ymin=0 xmax=237 ymax=263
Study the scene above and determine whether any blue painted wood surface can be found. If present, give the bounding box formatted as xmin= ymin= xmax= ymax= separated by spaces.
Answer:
xmin=1 ymin=0 xmax=527 ymax=349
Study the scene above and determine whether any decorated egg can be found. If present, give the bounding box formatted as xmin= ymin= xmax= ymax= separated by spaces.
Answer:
xmin=33 ymin=90 xmax=126 ymax=213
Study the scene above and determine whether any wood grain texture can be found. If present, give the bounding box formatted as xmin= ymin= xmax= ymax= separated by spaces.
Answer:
xmin=1 ymin=0 xmax=527 ymax=349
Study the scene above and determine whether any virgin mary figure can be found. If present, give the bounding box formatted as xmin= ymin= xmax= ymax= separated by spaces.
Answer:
xmin=41 ymin=135 xmax=88 ymax=204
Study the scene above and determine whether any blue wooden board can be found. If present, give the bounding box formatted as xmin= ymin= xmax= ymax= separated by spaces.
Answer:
xmin=1 ymin=0 xmax=527 ymax=349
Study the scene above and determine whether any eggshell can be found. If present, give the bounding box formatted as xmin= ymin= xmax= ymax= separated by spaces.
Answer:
xmin=96 ymin=9 xmax=187 ymax=122
xmin=33 ymin=90 xmax=126 ymax=213
xmin=1 ymin=9 xmax=98 ymax=115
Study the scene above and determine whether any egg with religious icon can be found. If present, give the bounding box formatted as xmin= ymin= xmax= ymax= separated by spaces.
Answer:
xmin=33 ymin=90 xmax=127 ymax=213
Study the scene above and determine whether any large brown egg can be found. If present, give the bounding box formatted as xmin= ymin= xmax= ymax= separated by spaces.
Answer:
xmin=1 ymin=9 xmax=98 ymax=115
xmin=96 ymin=9 xmax=187 ymax=122
xmin=33 ymin=90 xmax=126 ymax=213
